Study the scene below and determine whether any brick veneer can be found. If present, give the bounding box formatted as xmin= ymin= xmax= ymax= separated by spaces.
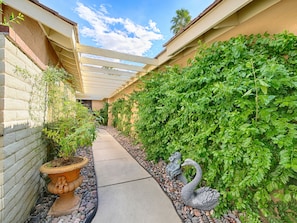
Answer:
xmin=0 ymin=34 xmax=47 ymax=223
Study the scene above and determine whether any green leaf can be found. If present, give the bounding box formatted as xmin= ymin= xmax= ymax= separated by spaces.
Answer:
xmin=292 ymin=158 xmax=297 ymax=172
xmin=260 ymin=85 xmax=268 ymax=94
xmin=246 ymin=61 xmax=253 ymax=69
xmin=242 ymin=89 xmax=253 ymax=97
xmin=280 ymin=150 xmax=291 ymax=168
xmin=258 ymin=79 xmax=269 ymax=87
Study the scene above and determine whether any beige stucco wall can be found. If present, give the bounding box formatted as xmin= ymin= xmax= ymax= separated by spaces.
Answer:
xmin=209 ymin=0 xmax=297 ymax=44
xmin=92 ymin=100 xmax=105 ymax=111
xmin=0 ymin=34 xmax=47 ymax=223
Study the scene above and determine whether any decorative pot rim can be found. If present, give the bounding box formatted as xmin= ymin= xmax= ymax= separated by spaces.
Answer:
xmin=40 ymin=156 xmax=88 ymax=174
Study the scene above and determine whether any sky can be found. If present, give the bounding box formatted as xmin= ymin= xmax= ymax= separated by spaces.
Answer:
xmin=39 ymin=0 xmax=215 ymax=57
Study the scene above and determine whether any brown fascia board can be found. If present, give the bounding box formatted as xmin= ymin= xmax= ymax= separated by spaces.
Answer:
xmin=28 ymin=0 xmax=77 ymax=27
xmin=163 ymin=0 xmax=223 ymax=47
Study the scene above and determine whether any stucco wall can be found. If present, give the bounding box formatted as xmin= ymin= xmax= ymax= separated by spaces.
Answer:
xmin=0 ymin=34 xmax=47 ymax=223
xmin=209 ymin=0 xmax=297 ymax=44
xmin=92 ymin=100 xmax=105 ymax=111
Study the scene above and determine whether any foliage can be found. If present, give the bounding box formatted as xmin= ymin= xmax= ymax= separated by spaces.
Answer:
xmin=111 ymin=97 xmax=135 ymax=135
xmin=3 ymin=11 xmax=24 ymax=26
xmin=0 ymin=0 xmax=24 ymax=26
xmin=93 ymin=110 xmax=105 ymax=125
xmin=133 ymin=32 xmax=297 ymax=222
xmin=111 ymin=98 xmax=124 ymax=129
xmin=97 ymin=102 xmax=109 ymax=126
xmin=42 ymin=67 xmax=97 ymax=159
xmin=42 ymin=66 xmax=75 ymax=122
xmin=43 ymin=101 xmax=96 ymax=158
xmin=170 ymin=8 xmax=191 ymax=34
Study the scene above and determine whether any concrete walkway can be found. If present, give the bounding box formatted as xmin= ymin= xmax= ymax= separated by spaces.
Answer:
xmin=91 ymin=129 xmax=182 ymax=223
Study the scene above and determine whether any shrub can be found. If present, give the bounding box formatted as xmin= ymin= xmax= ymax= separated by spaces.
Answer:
xmin=134 ymin=32 xmax=297 ymax=222
xmin=98 ymin=102 xmax=109 ymax=125
xmin=41 ymin=67 xmax=97 ymax=160
xmin=111 ymin=97 xmax=135 ymax=135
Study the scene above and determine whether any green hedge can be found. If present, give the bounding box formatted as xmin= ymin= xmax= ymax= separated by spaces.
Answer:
xmin=111 ymin=97 xmax=134 ymax=135
xmin=98 ymin=102 xmax=109 ymax=126
xmin=133 ymin=32 xmax=297 ymax=222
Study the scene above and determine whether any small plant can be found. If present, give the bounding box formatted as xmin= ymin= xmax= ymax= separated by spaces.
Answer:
xmin=93 ymin=110 xmax=105 ymax=125
xmin=0 ymin=0 xmax=24 ymax=26
xmin=43 ymin=101 xmax=97 ymax=159
xmin=41 ymin=67 xmax=97 ymax=161
xmin=98 ymin=102 xmax=109 ymax=126
xmin=15 ymin=66 xmax=97 ymax=162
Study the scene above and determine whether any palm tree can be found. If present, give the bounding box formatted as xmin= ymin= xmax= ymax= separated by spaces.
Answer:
xmin=170 ymin=8 xmax=191 ymax=35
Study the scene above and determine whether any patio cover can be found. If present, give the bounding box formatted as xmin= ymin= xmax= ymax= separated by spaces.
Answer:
xmin=6 ymin=0 xmax=280 ymax=100
xmin=76 ymin=44 xmax=158 ymax=100
xmin=5 ymin=0 xmax=158 ymax=100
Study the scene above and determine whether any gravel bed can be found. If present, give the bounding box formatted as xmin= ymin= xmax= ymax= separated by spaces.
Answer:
xmin=105 ymin=126 xmax=241 ymax=223
xmin=25 ymin=146 xmax=97 ymax=223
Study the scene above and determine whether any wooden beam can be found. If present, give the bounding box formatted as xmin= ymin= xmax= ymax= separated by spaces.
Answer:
xmin=82 ymin=79 xmax=125 ymax=86
xmin=81 ymin=65 xmax=136 ymax=77
xmin=80 ymin=57 xmax=144 ymax=72
xmin=81 ymin=72 xmax=130 ymax=81
xmin=77 ymin=44 xmax=158 ymax=65
xmin=48 ymin=32 xmax=73 ymax=50
xmin=76 ymin=94 xmax=108 ymax=100
xmin=82 ymin=77 xmax=128 ymax=85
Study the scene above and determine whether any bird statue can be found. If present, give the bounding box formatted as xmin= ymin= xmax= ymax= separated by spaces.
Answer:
xmin=181 ymin=158 xmax=220 ymax=211
xmin=165 ymin=152 xmax=187 ymax=184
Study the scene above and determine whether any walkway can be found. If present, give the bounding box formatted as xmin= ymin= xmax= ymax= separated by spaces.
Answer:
xmin=91 ymin=129 xmax=182 ymax=223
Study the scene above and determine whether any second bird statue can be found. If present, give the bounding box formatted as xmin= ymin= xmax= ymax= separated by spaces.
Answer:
xmin=181 ymin=158 xmax=220 ymax=211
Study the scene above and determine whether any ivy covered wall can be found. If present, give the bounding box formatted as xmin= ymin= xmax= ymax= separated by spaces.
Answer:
xmin=112 ymin=32 xmax=297 ymax=222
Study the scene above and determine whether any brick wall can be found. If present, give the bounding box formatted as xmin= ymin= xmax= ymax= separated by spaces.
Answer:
xmin=0 ymin=34 xmax=47 ymax=223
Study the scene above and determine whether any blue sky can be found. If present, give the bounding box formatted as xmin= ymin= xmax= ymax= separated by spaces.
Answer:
xmin=39 ymin=0 xmax=214 ymax=57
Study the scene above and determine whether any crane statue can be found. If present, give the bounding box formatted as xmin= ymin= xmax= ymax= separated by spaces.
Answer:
xmin=181 ymin=158 xmax=220 ymax=211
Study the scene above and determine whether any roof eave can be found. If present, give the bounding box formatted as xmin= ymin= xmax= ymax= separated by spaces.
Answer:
xmin=4 ymin=0 xmax=83 ymax=92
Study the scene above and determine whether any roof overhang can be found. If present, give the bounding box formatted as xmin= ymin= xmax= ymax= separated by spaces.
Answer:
xmin=76 ymin=44 xmax=158 ymax=100
xmin=4 ymin=0 xmax=159 ymax=100
xmin=158 ymin=0 xmax=281 ymax=65
xmin=4 ymin=0 xmax=84 ymax=92
xmin=5 ymin=0 xmax=283 ymax=101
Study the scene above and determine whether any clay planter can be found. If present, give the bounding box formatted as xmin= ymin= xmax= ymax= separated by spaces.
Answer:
xmin=40 ymin=156 xmax=88 ymax=216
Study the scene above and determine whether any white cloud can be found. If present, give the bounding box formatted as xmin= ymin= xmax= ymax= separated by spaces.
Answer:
xmin=75 ymin=2 xmax=163 ymax=56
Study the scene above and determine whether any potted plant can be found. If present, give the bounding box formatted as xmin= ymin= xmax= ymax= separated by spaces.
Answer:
xmin=38 ymin=67 xmax=97 ymax=216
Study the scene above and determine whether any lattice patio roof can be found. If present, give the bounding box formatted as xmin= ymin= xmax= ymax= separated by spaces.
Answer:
xmin=76 ymin=44 xmax=158 ymax=100
xmin=5 ymin=0 xmax=283 ymax=101
xmin=5 ymin=0 xmax=158 ymax=100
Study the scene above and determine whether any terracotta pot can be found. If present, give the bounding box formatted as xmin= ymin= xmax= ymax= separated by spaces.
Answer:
xmin=40 ymin=156 xmax=88 ymax=216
